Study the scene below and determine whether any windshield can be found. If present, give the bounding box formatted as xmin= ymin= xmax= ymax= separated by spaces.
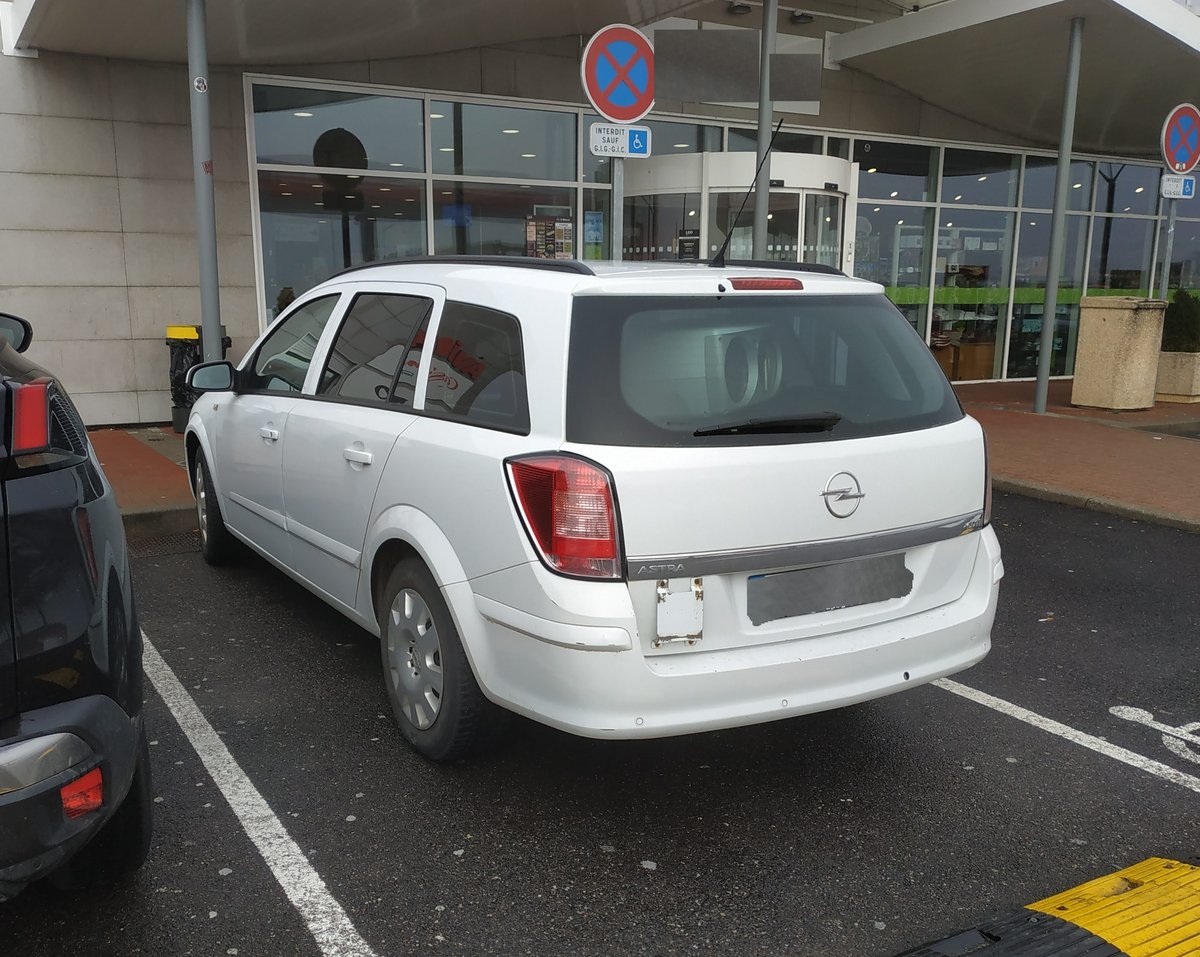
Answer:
xmin=566 ymin=293 xmax=962 ymax=447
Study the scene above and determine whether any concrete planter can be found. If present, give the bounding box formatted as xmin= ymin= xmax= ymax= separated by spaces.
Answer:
xmin=1155 ymin=351 xmax=1200 ymax=403
xmin=1070 ymin=297 xmax=1167 ymax=411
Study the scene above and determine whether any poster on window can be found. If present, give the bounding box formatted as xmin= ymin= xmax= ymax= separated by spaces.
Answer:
xmin=525 ymin=216 xmax=575 ymax=259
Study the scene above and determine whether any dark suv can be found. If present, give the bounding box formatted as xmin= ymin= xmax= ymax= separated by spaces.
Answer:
xmin=0 ymin=313 xmax=151 ymax=899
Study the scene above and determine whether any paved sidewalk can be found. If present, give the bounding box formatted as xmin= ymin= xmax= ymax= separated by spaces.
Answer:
xmin=89 ymin=380 xmax=1200 ymax=539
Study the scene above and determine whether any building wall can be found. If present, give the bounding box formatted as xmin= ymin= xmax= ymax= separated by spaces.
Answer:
xmin=0 ymin=35 xmax=1027 ymax=425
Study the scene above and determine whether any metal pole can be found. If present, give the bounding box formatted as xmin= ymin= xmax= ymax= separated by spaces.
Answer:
xmin=752 ymin=0 xmax=778 ymax=259
xmin=611 ymin=157 xmax=624 ymax=261
xmin=187 ymin=0 xmax=223 ymax=362
xmin=1034 ymin=16 xmax=1084 ymax=415
xmin=1159 ymin=197 xmax=1177 ymax=300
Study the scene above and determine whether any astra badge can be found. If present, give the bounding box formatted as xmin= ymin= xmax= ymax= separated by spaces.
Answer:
xmin=820 ymin=472 xmax=865 ymax=518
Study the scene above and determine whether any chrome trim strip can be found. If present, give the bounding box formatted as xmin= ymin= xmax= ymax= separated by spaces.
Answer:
xmin=626 ymin=511 xmax=985 ymax=581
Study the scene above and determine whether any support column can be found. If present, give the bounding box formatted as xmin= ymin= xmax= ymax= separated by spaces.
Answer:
xmin=752 ymin=0 xmax=778 ymax=259
xmin=187 ymin=0 xmax=223 ymax=362
xmin=1034 ymin=16 xmax=1084 ymax=414
xmin=611 ymin=157 xmax=625 ymax=261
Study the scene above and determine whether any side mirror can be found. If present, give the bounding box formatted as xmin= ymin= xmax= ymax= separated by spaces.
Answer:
xmin=0 ymin=313 xmax=33 ymax=353
xmin=187 ymin=360 xmax=235 ymax=393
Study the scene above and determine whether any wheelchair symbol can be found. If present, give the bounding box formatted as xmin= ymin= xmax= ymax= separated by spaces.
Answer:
xmin=1110 ymin=705 xmax=1200 ymax=766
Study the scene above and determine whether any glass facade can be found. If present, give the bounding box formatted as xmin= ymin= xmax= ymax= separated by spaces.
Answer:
xmin=250 ymin=77 xmax=1176 ymax=383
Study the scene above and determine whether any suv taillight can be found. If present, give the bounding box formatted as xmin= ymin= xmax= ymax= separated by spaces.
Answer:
xmin=506 ymin=454 xmax=623 ymax=580
xmin=12 ymin=380 xmax=51 ymax=454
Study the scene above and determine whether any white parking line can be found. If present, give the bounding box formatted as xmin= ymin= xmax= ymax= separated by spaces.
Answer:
xmin=934 ymin=678 xmax=1200 ymax=796
xmin=142 ymin=633 xmax=379 ymax=957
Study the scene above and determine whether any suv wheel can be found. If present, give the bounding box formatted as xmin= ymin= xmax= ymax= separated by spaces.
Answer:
xmin=379 ymin=558 xmax=507 ymax=761
xmin=52 ymin=730 xmax=153 ymax=890
xmin=195 ymin=454 xmax=237 ymax=565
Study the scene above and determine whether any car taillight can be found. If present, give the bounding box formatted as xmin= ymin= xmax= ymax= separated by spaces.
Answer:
xmin=729 ymin=277 xmax=803 ymax=290
xmin=61 ymin=767 xmax=104 ymax=820
xmin=506 ymin=454 xmax=622 ymax=580
xmin=11 ymin=380 xmax=50 ymax=454
xmin=983 ymin=432 xmax=993 ymax=527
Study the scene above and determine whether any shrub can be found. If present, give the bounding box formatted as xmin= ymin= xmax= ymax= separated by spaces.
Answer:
xmin=1162 ymin=288 xmax=1200 ymax=353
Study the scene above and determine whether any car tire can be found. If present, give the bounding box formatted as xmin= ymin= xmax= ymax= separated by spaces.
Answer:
xmin=52 ymin=730 xmax=153 ymax=890
xmin=195 ymin=454 xmax=238 ymax=565
xmin=378 ymin=558 xmax=508 ymax=761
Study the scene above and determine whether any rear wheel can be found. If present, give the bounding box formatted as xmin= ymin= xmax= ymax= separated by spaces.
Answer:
xmin=194 ymin=454 xmax=237 ymax=565
xmin=378 ymin=558 xmax=507 ymax=761
xmin=52 ymin=730 xmax=152 ymax=890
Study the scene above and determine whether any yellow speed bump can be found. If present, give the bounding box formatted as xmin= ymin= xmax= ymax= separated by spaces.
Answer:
xmin=1028 ymin=857 xmax=1200 ymax=957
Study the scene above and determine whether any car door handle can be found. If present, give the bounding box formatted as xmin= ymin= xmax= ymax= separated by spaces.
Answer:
xmin=259 ymin=426 xmax=280 ymax=442
xmin=343 ymin=448 xmax=373 ymax=465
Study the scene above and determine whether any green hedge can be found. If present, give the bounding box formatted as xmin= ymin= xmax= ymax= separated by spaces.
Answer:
xmin=1162 ymin=288 xmax=1200 ymax=353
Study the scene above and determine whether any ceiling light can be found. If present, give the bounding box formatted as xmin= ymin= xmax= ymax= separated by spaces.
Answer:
xmin=344 ymin=194 xmax=355 ymax=199
xmin=390 ymin=162 xmax=405 ymax=167
xmin=728 ymin=1 xmax=753 ymax=13
xmin=502 ymin=129 xmax=520 ymax=134
xmin=348 ymin=175 xmax=360 ymax=180
xmin=1030 ymin=221 xmax=1037 ymax=226
xmin=442 ymin=190 xmax=453 ymax=195
xmin=1072 ymin=182 xmax=1082 ymax=189
xmin=367 ymin=217 xmax=375 ymax=221
xmin=311 ymin=184 xmax=322 ymax=188
xmin=1135 ymin=186 xmax=1145 ymax=193
xmin=790 ymin=10 xmax=814 ymax=24
xmin=897 ymin=219 xmax=904 ymax=225
xmin=521 ymin=153 xmax=537 ymax=158
xmin=673 ymin=143 xmax=689 ymax=149
xmin=954 ymin=194 xmax=962 ymax=201
xmin=825 ymin=216 xmax=831 ymax=222
xmin=946 ymin=222 xmax=953 ymax=227
xmin=293 ymin=111 xmax=313 ymax=117
xmin=439 ymin=147 xmax=454 ymax=152
xmin=315 ymin=202 xmax=324 ymax=206
xmin=281 ymin=191 xmax=293 ymax=196
xmin=889 ymin=191 xmax=898 ymax=198
xmin=766 ymin=213 xmax=773 ymax=220
xmin=430 ymin=112 xmax=445 ymax=119
xmin=380 ymin=188 xmax=391 ymax=192
xmin=867 ymin=167 xmax=877 ymax=173
xmin=873 ymin=207 xmax=881 ymax=212
xmin=978 ymin=175 xmax=988 ymax=182
xmin=405 ymin=198 xmax=415 ymax=202
xmin=318 ymin=219 xmax=327 ymax=224
xmin=688 ymin=210 xmax=696 ymax=216
xmin=371 ymin=204 xmax=381 ymax=209
xmin=394 ymin=212 xmax=403 ymax=216
xmin=1124 ymin=206 xmax=1132 ymax=212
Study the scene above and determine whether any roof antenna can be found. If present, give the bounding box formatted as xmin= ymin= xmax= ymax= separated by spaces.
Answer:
xmin=710 ymin=117 xmax=785 ymax=269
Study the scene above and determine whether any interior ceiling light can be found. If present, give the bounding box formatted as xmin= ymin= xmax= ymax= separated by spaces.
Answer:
xmin=293 ymin=111 xmax=313 ymax=117
xmin=728 ymin=1 xmax=753 ymax=13
xmin=790 ymin=10 xmax=814 ymax=23
xmin=390 ymin=162 xmax=405 ymax=167
xmin=521 ymin=153 xmax=537 ymax=158
xmin=1072 ymin=182 xmax=1082 ymax=189
xmin=867 ymin=167 xmax=877 ymax=173
xmin=502 ymin=129 xmax=520 ymax=134
xmin=430 ymin=112 xmax=445 ymax=119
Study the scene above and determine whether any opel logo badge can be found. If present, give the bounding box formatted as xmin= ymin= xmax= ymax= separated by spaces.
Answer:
xmin=821 ymin=472 xmax=865 ymax=518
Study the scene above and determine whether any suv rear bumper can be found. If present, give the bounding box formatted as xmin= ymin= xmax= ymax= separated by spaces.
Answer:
xmin=458 ymin=526 xmax=1003 ymax=739
xmin=0 ymin=695 xmax=142 ymax=897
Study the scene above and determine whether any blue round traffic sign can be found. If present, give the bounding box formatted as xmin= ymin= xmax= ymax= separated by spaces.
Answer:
xmin=1162 ymin=103 xmax=1200 ymax=174
xmin=581 ymin=24 xmax=655 ymax=124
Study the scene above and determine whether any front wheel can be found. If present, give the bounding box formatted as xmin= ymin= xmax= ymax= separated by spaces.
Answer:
xmin=378 ymin=558 xmax=507 ymax=761
xmin=194 ymin=454 xmax=237 ymax=565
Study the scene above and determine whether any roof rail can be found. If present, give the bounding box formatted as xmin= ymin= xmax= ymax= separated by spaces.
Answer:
xmin=718 ymin=259 xmax=846 ymax=277
xmin=334 ymin=255 xmax=596 ymax=278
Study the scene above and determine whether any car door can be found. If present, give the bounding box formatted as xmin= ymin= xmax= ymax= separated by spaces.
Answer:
xmin=281 ymin=283 xmax=442 ymax=610
xmin=214 ymin=292 xmax=344 ymax=562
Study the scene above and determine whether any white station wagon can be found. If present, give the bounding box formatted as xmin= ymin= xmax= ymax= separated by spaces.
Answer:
xmin=185 ymin=257 xmax=1003 ymax=761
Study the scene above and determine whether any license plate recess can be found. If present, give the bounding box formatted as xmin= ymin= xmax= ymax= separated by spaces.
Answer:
xmin=747 ymin=552 xmax=913 ymax=626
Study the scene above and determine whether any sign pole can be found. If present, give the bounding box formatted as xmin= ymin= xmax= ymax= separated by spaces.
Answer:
xmin=1159 ymin=197 xmax=1178 ymax=301
xmin=611 ymin=156 xmax=624 ymax=261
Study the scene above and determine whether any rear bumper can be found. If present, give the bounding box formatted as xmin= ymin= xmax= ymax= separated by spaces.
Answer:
xmin=0 ymin=695 xmax=142 ymax=897
xmin=457 ymin=527 xmax=1003 ymax=739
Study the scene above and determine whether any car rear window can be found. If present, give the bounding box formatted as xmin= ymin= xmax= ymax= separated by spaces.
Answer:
xmin=566 ymin=293 xmax=962 ymax=446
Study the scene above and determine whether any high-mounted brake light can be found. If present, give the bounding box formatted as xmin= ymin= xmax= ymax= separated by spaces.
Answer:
xmin=506 ymin=454 xmax=622 ymax=579
xmin=729 ymin=277 xmax=803 ymax=291
xmin=61 ymin=767 xmax=104 ymax=820
xmin=11 ymin=380 xmax=50 ymax=454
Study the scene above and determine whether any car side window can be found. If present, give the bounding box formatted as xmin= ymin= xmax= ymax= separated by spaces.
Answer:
xmin=245 ymin=294 xmax=340 ymax=393
xmin=422 ymin=302 xmax=529 ymax=433
xmin=318 ymin=293 xmax=433 ymax=407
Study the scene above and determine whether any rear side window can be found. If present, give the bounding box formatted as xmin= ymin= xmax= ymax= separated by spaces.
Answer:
xmin=422 ymin=302 xmax=529 ymax=434
xmin=247 ymin=294 xmax=340 ymax=392
xmin=567 ymin=293 xmax=961 ymax=446
xmin=318 ymin=293 xmax=433 ymax=407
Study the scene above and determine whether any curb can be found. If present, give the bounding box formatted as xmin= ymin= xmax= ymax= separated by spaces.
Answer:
xmin=122 ymin=505 xmax=197 ymax=541
xmin=994 ymin=477 xmax=1200 ymax=535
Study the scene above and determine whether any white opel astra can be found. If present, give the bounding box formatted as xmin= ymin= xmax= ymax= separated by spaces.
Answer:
xmin=185 ymin=258 xmax=1003 ymax=761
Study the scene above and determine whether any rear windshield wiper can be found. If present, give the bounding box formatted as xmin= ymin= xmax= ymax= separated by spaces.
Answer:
xmin=694 ymin=414 xmax=842 ymax=437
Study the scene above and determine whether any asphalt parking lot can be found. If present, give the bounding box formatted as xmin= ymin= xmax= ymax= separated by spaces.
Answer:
xmin=2 ymin=492 xmax=1198 ymax=957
